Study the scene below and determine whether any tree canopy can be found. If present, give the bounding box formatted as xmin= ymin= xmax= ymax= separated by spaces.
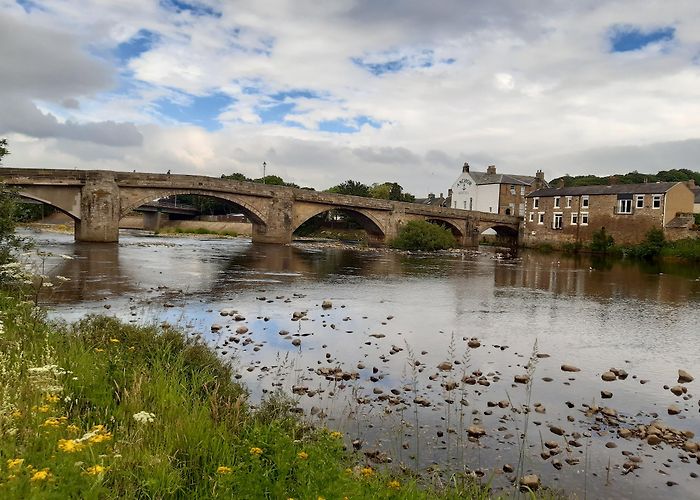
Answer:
xmin=0 ymin=138 xmax=8 ymax=164
xmin=552 ymin=169 xmax=700 ymax=187
xmin=326 ymin=180 xmax=415 ymax=202
xmin=221 ymin=172 xmax=299 ymax=188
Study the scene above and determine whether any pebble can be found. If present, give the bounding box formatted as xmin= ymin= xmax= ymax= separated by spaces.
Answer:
xmin=678 ymin=369 xmax=694 ymax=383
xmin=601 ymin=371 xmax=617 ymax=382
xmin=561 ymin=364 xmax=581 ymax=372
xmin=519 ymin=474 xmax=540 ymax=490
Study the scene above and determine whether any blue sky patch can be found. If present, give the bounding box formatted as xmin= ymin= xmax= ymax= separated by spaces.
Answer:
xmin=353 ymin=49 xmax=439 ymax=76
xmin=155 ymin=92 xmax=233 ymax=130
xmin=160 ymin=0 xmax=221 ymax=17
xmin=319 ymin=116 xmax=382 ymax=134
xmin=257 ymin=102 xmax=296 ymax=124
xmin=116 ymin=30 xmax=159 ymax=62
xmin=15 ymin=0 xmax=42 ymax=13
xmin=609 ymin=25 xmax=675 ymax=52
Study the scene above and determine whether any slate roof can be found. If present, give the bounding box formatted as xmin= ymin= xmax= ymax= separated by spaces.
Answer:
xmin=414 ymin=195 xmax=448 ymax=206
xmin=527 ymin=182 xmax=681 ymax=198
xmin=470 ymin=171 xmax=539 ymax=186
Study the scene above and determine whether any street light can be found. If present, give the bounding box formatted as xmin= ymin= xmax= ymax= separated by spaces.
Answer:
xmin=262 ymin=161 xmax=266 ymax=184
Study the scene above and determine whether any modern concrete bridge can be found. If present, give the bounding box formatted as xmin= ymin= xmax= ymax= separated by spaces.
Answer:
xmin=0 ymin=168 xmax=521 ymax=246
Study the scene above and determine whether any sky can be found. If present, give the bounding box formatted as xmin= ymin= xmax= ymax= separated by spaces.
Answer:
xmin=1 ymin=0 xmax=700 ymax=195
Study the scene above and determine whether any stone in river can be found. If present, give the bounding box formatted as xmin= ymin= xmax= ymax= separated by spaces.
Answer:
xmin=601 ymin=390 xmax=613 ymax=399
xmin=467 ymin=425 xmax=486 ymax=438
xmin=503 ymin=463 xmax=514 ymax=473
xmin=437 ymin=361 xmax=453 ymax=371
xmin=619 ymin=428 xmax=633 ymax=438
xmin=321 ymin=300 xmax=332 ymax=309
xmin=670 ymin=385 xmax=684 ymax=396
xmin=667 ymin=405 xmax=681 ymax=415
xmin=647 ymin=435 xmax=662 ymax=445
xmin=605 ymin=442 xmax=617 ymax=448
xmin=561 ymin=364 xmax=580 ymax=372
xmin=549 ymin=425 xmax=565 ymax=436
xmin=467 ymin=339 xmax=481 ymax=348
xmin=514 ymin=374 xmax=530 ymax=384
xmin=291 ymin=339 xmax=301 ymax=347
xmin=236 ymin=326 xmax=248 ymax=334
xmin=678 ymin=369 xmax=694 ymax=384
xmin=519 ymin=474 xmax=540 ymax=491
xmin=211 ymin=324 xmax=222 ymax=332
xmin=601 ymin=371 xmax=617 ymax=381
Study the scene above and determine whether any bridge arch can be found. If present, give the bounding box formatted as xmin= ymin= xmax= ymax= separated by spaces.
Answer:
xmin=424 ymin=218 xmax=464 ymax=239
xmin=292 ymin=206 xmax=386 ymax=244
xmin=17 ymin=192 xmax=80 ymax=220
xmin=478 ymin=223 xmax=520 ymax=246
xmin=119 ymin=189 xmax=267 ymax=226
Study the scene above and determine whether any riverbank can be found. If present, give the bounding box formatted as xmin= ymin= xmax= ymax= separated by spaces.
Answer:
xmin=0 ymin=292 xmax=559 ymax=499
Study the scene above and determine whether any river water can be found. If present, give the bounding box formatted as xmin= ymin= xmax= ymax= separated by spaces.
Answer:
xmin=23 ymin=229 xmax=700 ymax=499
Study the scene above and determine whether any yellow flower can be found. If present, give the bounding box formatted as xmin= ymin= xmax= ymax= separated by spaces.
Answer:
xmin=297 ymin=451 xmax=308 ymax=460
xmin=109 ymin=338 xmax=120 ymax=343
xmin=30 ymin=468 xmax=51 ymax=482
xmin=388 ymin=480 xmax=401 ymax=490
xmin=58 ymin=439 xmax=84 ymax=453
xmin=37 ymin=405 xmax=50 ymax=413
xmin=360 ymin=467 xmax=374 ymax=478
xmin=41 ymin=417 xmax=61 ymax=427
xmin=217 ymin=466 xmax=232 ymax=474
xmin=10 ymin=410 xmax=22 ymax=418
xmin=318 ymin=497 xmax=326 ymax=500
xmin=7 ymin=458 xmax=24 ymax=471
xmin=329 ymin=431 xmax=342 ymax=439
xmin=88 ymin=432 xmax=112 ymax=444
xmin=66 ymin=424 xmax=80 ymax=434
xmin=345 ymin=468 xmax=352 ymax=474
xmin=249 ymin=447 xmax=263 ymax=456
xmin=45 ymin=394 xmax=60 ymax=403
xmin=95 ymin=348 xmax=105 ymax=352
xmin=85 ymin=465 xmax=105 ymax=476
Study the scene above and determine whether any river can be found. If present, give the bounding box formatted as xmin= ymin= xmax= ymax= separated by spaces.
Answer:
xmin=21 ymin=229 xmax=700 ymax=499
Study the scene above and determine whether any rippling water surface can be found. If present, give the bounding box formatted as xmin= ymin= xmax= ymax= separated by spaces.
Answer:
xmin=24 ymin=229 xmax=700 ymax=499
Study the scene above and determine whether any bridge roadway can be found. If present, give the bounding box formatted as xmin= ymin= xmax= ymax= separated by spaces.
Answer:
xmin=0 ymin=168 xmax=521 ymax=246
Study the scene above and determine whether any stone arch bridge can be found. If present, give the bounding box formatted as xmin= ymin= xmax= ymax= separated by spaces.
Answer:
xmin=0 ymin=168 xmax=521 ymax=247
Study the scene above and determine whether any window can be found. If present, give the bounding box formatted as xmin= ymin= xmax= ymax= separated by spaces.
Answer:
xmin=529 ymin=212 xmax=534 ymax=222
xmin=581 ymin=212 xmax=589 ymax=225
xmin=652 ymin=195 xmax=662 ymax=209
xmin=553 ymin=213 xmax=563 ymax=229
xmin=566 ymin=196 xmax=572 ymax=208
xmin=581 ymin=195 xmax=589 ymax=208
xmin=510 ymin=184 xmax=516 ymax=195
xmin=469 ymin=197 xmax=473 ymax=210
xmin=463 ymin=200 xmax=467 ymax=209
xmin=554 ymin=196 xmax=561 ymax=208
xmin=538 ymin=212 xmax=545 ymax=225
xmin=571 ymin=213 xmax=578 ymax=225
xmin=520 ymin=186 xmax=525 ymax=195
xmin=617 ymin=199 xmax=632 ymax=214
xmin=635 ymin=194 xmax=644 ymax=209
xmin=533 ymin=197 xmax=539 ymax=209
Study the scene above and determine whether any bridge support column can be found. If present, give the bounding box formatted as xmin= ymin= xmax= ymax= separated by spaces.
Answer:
xmin=75 ymin=174 xmax=120 ymax=243
xmin=143 ymin=211 xmax=168 ymax=231
xmin=464 ymin=220 xmax=480 ymax=248
xmin=251 ymin=191 xmax=294 ymax=244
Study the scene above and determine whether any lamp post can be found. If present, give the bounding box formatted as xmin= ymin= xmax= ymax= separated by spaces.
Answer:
xmin=262 ymin=161 xmax=266 ymax=184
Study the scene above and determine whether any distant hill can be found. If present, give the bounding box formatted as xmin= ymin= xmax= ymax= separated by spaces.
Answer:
xmin=551 ymin=169 xmax=700 ymax=187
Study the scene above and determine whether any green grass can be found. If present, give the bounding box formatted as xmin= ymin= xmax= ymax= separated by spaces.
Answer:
xmin=0 ymin=292 xmax=543 ymax=499
xmin=659 ymin=237 xmax=700 ymax=261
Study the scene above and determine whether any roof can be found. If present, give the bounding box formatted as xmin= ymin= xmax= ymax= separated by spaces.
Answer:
xmin=415 ymin=195 xmax=447 ymax=206
xmin=470 ymin=171 xmax=539 ymax=186
xmin=527 ymin=182 xmax=682 ymax=198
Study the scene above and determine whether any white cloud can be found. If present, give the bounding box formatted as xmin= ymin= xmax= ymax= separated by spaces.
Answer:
xmin=2 ymin=0 xmax=700 ymax=194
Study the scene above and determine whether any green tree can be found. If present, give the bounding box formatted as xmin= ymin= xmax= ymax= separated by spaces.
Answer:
xmin=590 ymin=227 xmax=615 ymax=254
xmin=326 ymin=180 xmax=371 ymax=197
xmin=221 ymin=172 xmax=251 ymax=182
xmin=0 ymin=140 xmax=27 ymax=266
xmin=0 ymin=138 xmax=8 ymax=164
xmin=390 ymin=220 xmax=456 ymax=251
xmin=368 ymin=182 xmax=415 ymax=202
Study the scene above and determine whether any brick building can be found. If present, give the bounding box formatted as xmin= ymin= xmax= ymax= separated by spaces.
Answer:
xmin=523 ymin=181 xmax=695 ymax=246
xmin=450 ymin=163 xmax=547 ymax=216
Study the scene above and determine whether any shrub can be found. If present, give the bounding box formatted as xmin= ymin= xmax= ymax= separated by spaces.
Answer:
xmin=390 ymin=220 xmax=456 ymax=251
xmin=661 ymin=237 xmax=700 ymax=261
xmin=561 ymin=241 xmax=583 ymax=254
xmin=590 ymin=227 xmax=615 ymax=253
xmin=626 ymin=228 xmax=665 ymax=259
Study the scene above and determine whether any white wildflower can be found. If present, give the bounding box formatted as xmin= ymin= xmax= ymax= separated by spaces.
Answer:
xmin=60 ymin=254 xmax=74 ymax=260
xmin=55 ymin=275 xmax=70 ymax=282
xmin=133 ymin=411 xmax=156 ymax=424
xmin=41 ymin=282 xmax=54 ymax=288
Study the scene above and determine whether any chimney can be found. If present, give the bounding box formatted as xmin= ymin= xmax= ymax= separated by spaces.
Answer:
xmin=439 ymin=192 xmax=443 ymax=198
xmin=534 ymin=169 xmax=546 ymax=188
xmin=447 ymin=188 xmax=453 ymax=197
xmin=462 ymin=162 xmax=470 ymax=173
xmin=535 ymin=169 xmax=545 ymax=181
xmin=487 ymin=165 xmax=496 ymax=174
xmin=428 ymin=193 xmax=435 ymax=200
xmin=686 ymin=179 xmax=696 ymax=189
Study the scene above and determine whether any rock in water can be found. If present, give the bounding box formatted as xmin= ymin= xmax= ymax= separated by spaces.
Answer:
xmin=561 ymin=364 xmax=580 ymax=372
xmin=601 ymin=371 xmax=617 ymax=382
xmin=467 ymin=425 xmax=486 ymax=438
xmin=321 ymin=300 xmax=333 ymax=309
xmin=678 ymin=369 xmax=694 ymax=384
xmin=520 ymin=474 xmax=540 ymax=491
xmin=437 ymin=361 xmax=453 ymax=371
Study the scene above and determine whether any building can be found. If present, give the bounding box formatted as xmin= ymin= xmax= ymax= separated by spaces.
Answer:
xmin=523 ymin=181 xmax=696 ymax=246
xmin=690 ymin=180 xmax=700 ymax=213
xmin=450 ymin=163 xmax=547 ymax=216
xmin=414 ymin=192 xmax=450 ymax=207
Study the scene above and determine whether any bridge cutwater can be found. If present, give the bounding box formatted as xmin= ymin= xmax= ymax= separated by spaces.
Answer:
xmin=0 ymin=168 xmax=521 ymax=246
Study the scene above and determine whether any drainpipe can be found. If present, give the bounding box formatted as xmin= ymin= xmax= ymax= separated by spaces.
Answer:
xmin=662 ymin=192 xmax=666 ymax=228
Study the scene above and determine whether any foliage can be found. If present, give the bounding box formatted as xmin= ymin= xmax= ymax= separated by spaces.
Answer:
xmin=561 ymin=241 xmax=583 ymax=254
xmin=695 ymin=213 xmax=700 ymax=226
xmin=623 ymin=228 xmax=666 ymax=259
xmin=0 ymin=141 xmax=28 ymax=267
xmin=221 ymin=172 xmax=299 ymax=188
xmin=552 ymin=168 xmax=700 ymax=187
xmin=390 ymin=220 xmax=456 ymax=251
xmin=326 ymin=179 xmax=372 ymax=197
xmin=0 ymin=293 xmax=530 ymax=499
xmin=369 ymin=182 xmax=415 ymax=202
xmin=660 ymin=237 xmax=700 ymax=261
xmin=589 ymin=227 xmax=615 ymax=254
xmin=0 ymin=138 xmax=8 ymax=164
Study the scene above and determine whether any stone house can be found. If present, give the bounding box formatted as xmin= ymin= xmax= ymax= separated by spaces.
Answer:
xmin=523 ymin=181 xmax=696 ymax=246
xmin=450 ymin=163 xmax=547 ymax=216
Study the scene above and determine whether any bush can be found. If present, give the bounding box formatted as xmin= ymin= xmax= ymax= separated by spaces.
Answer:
xmin=590 ymin=227 xmax=615 ymax=254
xmin=390 ymin=220 xmax=456 ymax=251
xmin=561 ymin=241 xmax=583 ymax=254
xmin=660 ymin=237 xmax=700 ymax=261
xmin=625 ymin=228 xmax=665 ymax=259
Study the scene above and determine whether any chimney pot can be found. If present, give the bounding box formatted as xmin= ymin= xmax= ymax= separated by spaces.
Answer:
xmin=462 ymin=162 xmax=470 ymax=173
xmin=487 ymin=165 xmax=496 ymax=174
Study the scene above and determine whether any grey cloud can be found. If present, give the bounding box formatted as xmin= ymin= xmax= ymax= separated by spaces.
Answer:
xmin=0 ymin=99 xmax=143 ymax=147
xmin=352 ymin=146 xmax=421 ymax=164
xmin=0 ymin=14 xmax=113 ymax=100
xmin=62 ymin=98 xmax=81 ymax=109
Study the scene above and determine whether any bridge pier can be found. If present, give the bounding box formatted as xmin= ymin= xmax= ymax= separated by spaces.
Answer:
xmin=75 ymin=174 xmax=120 ymax=243
xmin=251 ymin=191 xmax=294 ymax=244
xmin=143 ymin=211 xmax=168 ymax=232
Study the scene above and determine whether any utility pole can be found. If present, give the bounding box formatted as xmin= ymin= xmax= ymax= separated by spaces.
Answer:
xmin=262 ymin=161 xmax=266 ymax=184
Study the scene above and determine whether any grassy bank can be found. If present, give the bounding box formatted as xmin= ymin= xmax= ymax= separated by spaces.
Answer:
xmin=0 ymin=292 xmax=539 ymax=499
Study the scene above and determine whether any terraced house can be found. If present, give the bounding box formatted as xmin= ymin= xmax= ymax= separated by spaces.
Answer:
xmin=523 ymin=181 xmax=696 ymax=246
